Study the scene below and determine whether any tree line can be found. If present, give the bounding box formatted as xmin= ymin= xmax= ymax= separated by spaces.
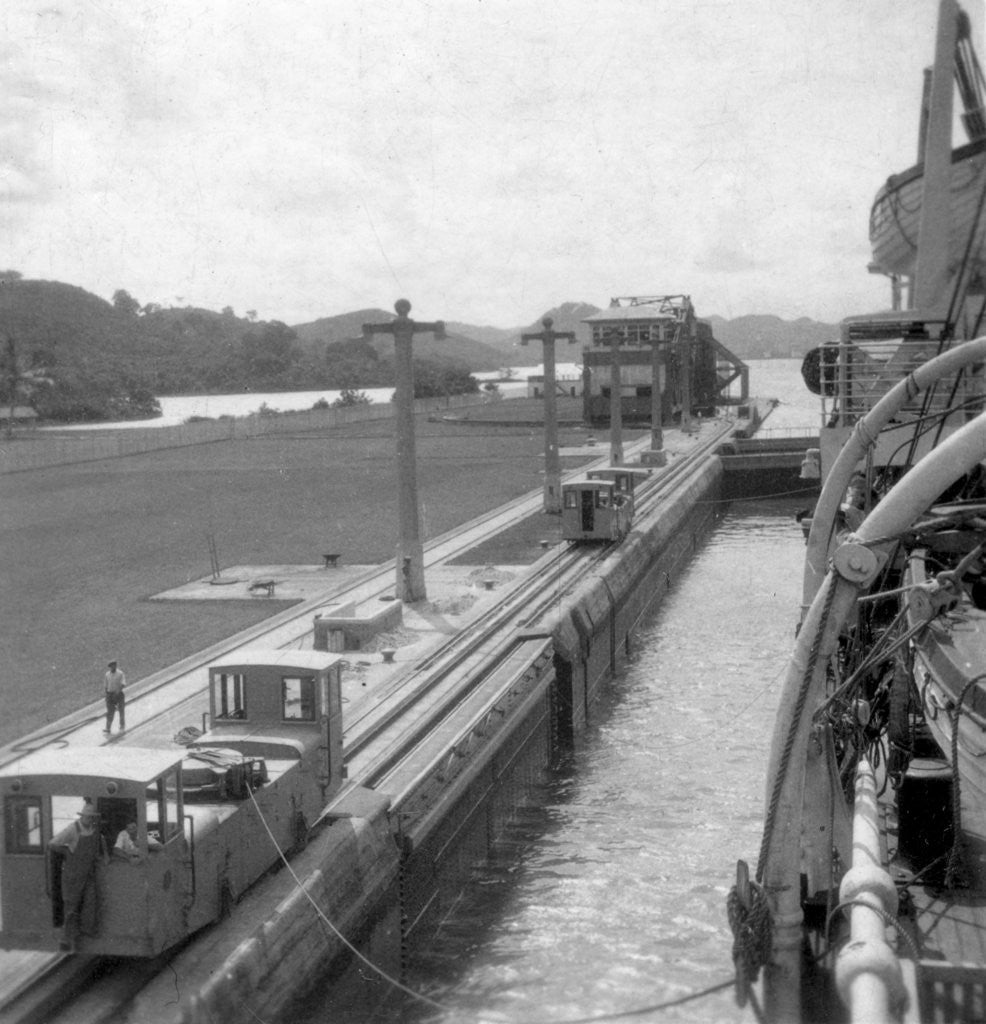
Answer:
xmin=0 ymin=276 xmax=479 ymax=424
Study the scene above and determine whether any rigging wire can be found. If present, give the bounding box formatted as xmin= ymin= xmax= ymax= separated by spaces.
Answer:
xmin=245 ymin=786 xmax=743 ymax=1024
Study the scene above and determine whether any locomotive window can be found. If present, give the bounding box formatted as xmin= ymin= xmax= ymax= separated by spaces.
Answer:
xmin=147 ymin=771 xmax=182 ymax=844
xmin=215 ymin=672 xmax=247 ymax=720
xmin=563 ymin=490 xmax=578 ymax=509
xmin=282 ymin=676 xmax=316 ymax=721
xmin=5 ymin=796 xmax=43 ymax=854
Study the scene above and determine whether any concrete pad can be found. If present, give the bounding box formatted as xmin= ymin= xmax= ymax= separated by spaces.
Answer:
xmin=149 ymin=564 xmax=376 ymax=602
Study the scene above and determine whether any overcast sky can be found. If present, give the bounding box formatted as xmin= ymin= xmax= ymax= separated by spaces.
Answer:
xmin=1 ymin=1 xmax=961 ymax=327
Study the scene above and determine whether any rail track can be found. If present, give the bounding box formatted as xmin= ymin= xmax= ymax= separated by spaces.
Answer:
xmin=0 ymin=420 xmax=736 ymax=1024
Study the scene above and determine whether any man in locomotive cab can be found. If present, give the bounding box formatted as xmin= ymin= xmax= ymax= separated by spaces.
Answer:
xmin=48 ymin=800 xmax=108 ymax=951
xmin=113 ymin=821 xmax=162 ymax=862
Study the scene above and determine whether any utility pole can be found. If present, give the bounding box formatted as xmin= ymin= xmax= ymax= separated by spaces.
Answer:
xmin=362 ymin=299 xmax=446 ymax=602
xmin=646 ymin=327 xmax=668 ymax=466
xmin=521 ymin=316 xmax=577 ymax=513
xmin=604 ymin=327 xmax=624 ymax=465
xmin=679 ymin=299 xmax=696 ymax=434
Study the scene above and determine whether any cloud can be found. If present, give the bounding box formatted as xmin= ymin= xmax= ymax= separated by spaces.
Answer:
xmin=693 ymin=243 xmax=757 ymax=274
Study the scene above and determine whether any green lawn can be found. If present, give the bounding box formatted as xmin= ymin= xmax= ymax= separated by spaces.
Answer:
xmin=0 ymin=409 xmax=615 ymax=745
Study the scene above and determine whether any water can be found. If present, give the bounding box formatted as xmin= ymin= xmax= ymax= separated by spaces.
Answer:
xmin=44 ymin=358 xmax=807 ymax=432
xmin=290 ymin=501 xmax=809 ymax=1024
xmin=384 ymin=500 xmax=806 ymax=1024
xmin=43 ymin=367 xmax=548 ymax=431
xmin=284 ymin=358 xmax=817 ymax=1024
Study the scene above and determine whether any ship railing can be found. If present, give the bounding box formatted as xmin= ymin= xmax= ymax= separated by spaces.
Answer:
xmin=822 ymin=339 xmax=984 ymax=424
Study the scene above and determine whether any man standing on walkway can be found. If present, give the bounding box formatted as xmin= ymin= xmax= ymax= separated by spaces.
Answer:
xmin=104 ymin=659 xmax=126 ymax=734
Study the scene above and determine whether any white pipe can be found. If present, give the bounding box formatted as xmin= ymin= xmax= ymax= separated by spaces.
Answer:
xmin=764 ymin=408 xmax=986 ymax=1017
xmin=803 ymin=335 xmax=986 ymax=612
xmin=835 ymin=759 xmax=904 ymax=1023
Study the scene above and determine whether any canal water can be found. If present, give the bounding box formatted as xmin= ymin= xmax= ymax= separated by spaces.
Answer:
xmin=301 ymin=359 xmax=816 ymax=1024
xmin=292 ymin=498 xmax=809 ymax=1024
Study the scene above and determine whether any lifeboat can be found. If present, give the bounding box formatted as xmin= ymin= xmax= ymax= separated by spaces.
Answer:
xmin=869 ymin=136 xmax=986 ymax=280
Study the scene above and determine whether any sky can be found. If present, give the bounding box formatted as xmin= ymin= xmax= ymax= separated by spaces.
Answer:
xmin=0 ymin=0 xmax=965 ymax=328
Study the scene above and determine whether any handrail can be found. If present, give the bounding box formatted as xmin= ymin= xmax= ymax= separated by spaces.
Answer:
xmin=835 ymin=759 xmax=905 ymax=1022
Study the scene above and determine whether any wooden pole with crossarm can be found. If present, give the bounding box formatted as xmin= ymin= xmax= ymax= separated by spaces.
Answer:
xmin=363 ymin=299 xmax=446 ymax=602
xmin=603 ymin=327 xmax=624 ymax=465
xmin=521 ymin=316 xmax=577 ymax=513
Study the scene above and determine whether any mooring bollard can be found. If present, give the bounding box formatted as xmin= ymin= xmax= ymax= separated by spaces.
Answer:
xmin=381 ymin=648 xmax=396 ymax=664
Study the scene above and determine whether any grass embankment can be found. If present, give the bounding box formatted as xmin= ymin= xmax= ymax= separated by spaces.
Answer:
xmin=1 ymin=399 xmax=625 ymax=745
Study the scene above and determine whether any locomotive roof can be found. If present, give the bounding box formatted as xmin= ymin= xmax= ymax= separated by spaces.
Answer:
xmin=586 ymin=467 xmax=651 ymax=477
xmin=582 ymin=303 xmax=681 ymax=323
xmin=1 ymin=745 xmax=183 ymax=784
xmin=562 ymin=476 xmax=618 ymax=489
xmin=208 ymin=648 xmax=343 ymax=672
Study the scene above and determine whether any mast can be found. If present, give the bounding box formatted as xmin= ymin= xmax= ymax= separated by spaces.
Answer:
xmin=913 ymin=0 xmax=961 ymax=312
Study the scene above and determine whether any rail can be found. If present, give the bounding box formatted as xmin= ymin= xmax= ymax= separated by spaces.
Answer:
xmin=0 ymin=418 xmax=738 ymax=1023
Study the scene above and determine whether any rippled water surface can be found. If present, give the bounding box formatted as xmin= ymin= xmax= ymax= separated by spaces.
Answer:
xmin=295 ymin=361 xmax=817 ymax=1024
xmin=366 ymin=500 xmax=808 ymax=1024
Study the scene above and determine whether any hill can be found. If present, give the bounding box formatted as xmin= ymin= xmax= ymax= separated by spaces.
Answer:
xmin=0 ymin=278 xmax=162 ymax=420
xmin=0 ymin=281 xmax=490 ymax=419
xmin=705 ymin=314 xmax=838 ymax=359
xmin=292 ymin=309 xmax=505 ymax=372
xmin=0 ymin=273 xmax=840 ymax=421
xmin=446 ymin=302 xmax=603 ymax=365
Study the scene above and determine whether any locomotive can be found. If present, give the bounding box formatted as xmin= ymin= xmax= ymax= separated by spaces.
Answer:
xmin=0 ymin=648 xmax=344 ymax=956
xmin=560 ymin=467 xmax=649 ymax=543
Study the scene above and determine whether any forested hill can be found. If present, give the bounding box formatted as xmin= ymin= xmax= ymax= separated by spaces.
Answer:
xmin=0 ymin=278 xmax=499 ymax=421
xmin=0 ymin=274 xmax=840 ymax=422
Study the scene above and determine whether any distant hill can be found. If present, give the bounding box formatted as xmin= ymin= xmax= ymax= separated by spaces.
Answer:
xmin=705 ymin=314 xmax=838 ymax=359
xmin=447 ymin=302 xmax=604 ymax=365
xmin=447 ymin=304 xmax=837 ymax=365
xmin=292 ymin=309 xmax=505 ymax=372
xmin=0 ymin=274 xmax=840 ymax=421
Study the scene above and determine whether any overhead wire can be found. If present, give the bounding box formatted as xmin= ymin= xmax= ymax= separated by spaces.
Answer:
xmin=244 ymin=787 xmax=745 ymax=1024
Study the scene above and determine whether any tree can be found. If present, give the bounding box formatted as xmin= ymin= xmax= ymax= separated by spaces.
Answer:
xmin=112 ymin=289 xmax=141 ymax=316
xmin=239 ymin=321 xmax=299 ymax=381
xmin=0 ymin=334 xmax=51 ymax=435
xmin=332 ymin=388 xmax=371 ymax=408
xmin=222 ymin=306 xmax=235 ymax=318
xmin=246 ymin=310 xmax=258 ymax=322
xmin=410 ymin=359 xmax=479 ymax=398
xmin=0 ymin=270 xmax=23 ymax=282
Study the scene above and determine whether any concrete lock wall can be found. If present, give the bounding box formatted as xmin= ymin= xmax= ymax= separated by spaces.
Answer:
xmin=551 ymin=457 xmax=724 ymax=738
xmin=143 ymin=456 xmax=725 ymax=1020
xmin=399 ymin=674 xmax=556 ymax=950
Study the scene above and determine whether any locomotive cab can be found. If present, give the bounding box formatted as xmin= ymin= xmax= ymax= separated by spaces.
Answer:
xmin=192 ymin=648 xmax=344 ymax=798
xmin=0 ymin=746 xmax=190 ymax=956
xmin=0 ymin=650 xmax=348 ymax=959
xmin=561 ymin=477 xmax=633 ymax=542
xmin=586 ymin=466 xmax=650 ymax=511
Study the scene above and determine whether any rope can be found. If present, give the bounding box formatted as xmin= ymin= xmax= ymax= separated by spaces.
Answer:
xmin=824 ymin=898 xmax=920 ymax=962
xmin=727 ymin=873 xmax=773 ymax=1007
xmin=245 ymin=786 xmax=451 ymax=1014
xmin=242 ymin=787 xmax=747 ymax=1023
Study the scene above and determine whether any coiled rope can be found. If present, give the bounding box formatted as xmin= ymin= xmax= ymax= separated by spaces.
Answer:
xmin=727 ymin=860 xmax=772 ymax=1008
